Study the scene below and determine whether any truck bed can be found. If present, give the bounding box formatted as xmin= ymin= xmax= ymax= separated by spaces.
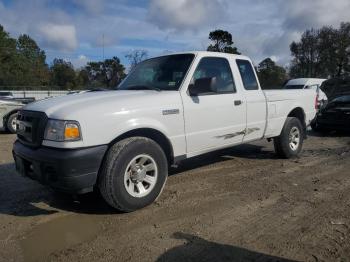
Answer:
xmin=263 ymin=89 xmax=316 ymax=138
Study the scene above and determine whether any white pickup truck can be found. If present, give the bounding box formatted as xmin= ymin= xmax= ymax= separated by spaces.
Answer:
xmin=13 ymin=52 xmax=316 ymax=211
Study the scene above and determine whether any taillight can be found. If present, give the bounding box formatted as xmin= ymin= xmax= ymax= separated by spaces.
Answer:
xmin=315 ymin=93 xmax=320 ymax=109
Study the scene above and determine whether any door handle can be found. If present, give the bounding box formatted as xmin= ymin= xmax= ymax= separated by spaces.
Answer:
xmin=234 ymin=100 xmax=243 ymax=106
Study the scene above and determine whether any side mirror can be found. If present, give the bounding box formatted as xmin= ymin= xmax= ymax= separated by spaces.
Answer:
xmin=188 ymin=77 xmax=216 ymax=96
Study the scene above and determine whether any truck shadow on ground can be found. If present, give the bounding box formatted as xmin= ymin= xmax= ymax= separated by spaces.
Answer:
xmin=0 ymin=163 xmax=116 ymax=216
xmin=156 ymin=232 xmax=299 ymax=262
xmin=170 ymin=143 xmax=276 ymax=175
xmin=0 ymin=143 xmax=277 ymax=216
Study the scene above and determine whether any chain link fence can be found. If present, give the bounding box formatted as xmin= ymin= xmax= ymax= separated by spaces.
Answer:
xmin=1 ymin=90 xmax=82 ymax=100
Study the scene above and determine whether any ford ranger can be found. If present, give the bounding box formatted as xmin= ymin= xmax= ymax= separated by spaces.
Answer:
xmin=13 ymin=52 xmax=316 ymax=211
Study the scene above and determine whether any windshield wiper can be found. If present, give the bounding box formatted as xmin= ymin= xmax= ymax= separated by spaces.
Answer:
xmin=123 ymin=85 xmax=161 ymax=92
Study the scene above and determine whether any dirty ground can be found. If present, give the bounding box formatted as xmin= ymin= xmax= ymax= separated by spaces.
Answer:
xmin=0 ymin=132 xmax=350 ymax=262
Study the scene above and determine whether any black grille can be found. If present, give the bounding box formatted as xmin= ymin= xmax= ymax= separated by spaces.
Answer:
xmin=17 ymin=110 xmax=48 ymax=147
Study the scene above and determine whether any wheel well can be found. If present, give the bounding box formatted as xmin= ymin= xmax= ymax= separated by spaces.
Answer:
xmin=3 ymin=109 xmax=18 ymax=124
xmin=288 ymin=107 xmax=306 ymax=131
xmin=109 ymin=128 xmax=174 ymax=165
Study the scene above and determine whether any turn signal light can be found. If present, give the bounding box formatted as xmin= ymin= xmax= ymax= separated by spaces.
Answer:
xmin=64 ymin=123 xmax=80 ymax=140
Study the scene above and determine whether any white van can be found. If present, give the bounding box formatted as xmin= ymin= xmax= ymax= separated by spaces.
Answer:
xmin=284 ymin=78 xmax=327 ymax=108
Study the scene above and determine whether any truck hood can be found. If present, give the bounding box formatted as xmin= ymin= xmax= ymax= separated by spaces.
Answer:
xmin=23 ymin=90 xmax=180 ymax=119
xmin=320 ymin=77 xmax=350 ymax=100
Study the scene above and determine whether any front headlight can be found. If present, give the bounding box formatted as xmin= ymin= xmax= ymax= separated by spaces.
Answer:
xmin=44 ymin=119 xmax=82 ymax=142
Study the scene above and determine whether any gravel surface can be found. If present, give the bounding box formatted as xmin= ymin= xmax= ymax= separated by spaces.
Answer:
xmin=0 ymin=132 xmax=349 ymax=262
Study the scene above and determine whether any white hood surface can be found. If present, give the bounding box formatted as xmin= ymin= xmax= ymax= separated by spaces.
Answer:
xmin=23 ymin=90 xmax=179 ymax=120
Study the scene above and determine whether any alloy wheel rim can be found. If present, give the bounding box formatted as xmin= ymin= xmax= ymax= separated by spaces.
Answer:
xmin=11 ymin=116 xmax=17 ymax=131
xmin=289 ymin=126 xmax=300 ymax=151
xmin=124 ymin=154 xmax=158 ymax=198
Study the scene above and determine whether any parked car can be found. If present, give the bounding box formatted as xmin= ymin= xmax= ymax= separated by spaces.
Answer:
xmin=0 ymin=91 xmax=35 ymax=104
xmin=311 ymin=77 xmax=350 ymax=132
xmin=0 ymin=91 xmax=14 ymax=99
xmin=13 ymin=51 xmax=316 ymax=212
xmin=284 ymin=78 xmax=327 ymax=109
xmin=0 ymin=99 xmax=24 ymax=133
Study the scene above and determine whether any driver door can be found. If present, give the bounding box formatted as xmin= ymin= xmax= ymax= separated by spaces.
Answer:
xmin=182 ymin=56 xmax=246 ymax=156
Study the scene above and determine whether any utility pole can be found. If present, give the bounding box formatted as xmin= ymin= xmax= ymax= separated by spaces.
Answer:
xmin=102 ymin=33 xmax=105 ymax=61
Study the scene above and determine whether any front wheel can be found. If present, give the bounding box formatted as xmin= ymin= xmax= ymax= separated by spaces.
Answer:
xmin=6 ymin=113 xmax=18 ymax=134
xmin=99 ymin=137 xmax=168 ymax=212
xmin=273 ymin=117 xmax=304 ymax=159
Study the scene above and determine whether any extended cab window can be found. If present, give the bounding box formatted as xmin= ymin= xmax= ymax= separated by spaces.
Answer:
xmin=191 ymin=57 xmax=236 ymax=94
xmin=236 ymin=59 xmax=259 ymax=90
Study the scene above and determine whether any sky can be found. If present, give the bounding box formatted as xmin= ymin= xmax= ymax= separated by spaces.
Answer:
xmin=0 ymin=0 xmax=350 ymax=69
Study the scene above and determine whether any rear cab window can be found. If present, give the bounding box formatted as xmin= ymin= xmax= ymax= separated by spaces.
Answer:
xmin=236 ymin=59 xmax=259 ymax=90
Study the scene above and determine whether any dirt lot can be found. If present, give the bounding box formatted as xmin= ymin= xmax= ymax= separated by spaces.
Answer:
xmin=0 ymin=132 xmax=350 ymax=262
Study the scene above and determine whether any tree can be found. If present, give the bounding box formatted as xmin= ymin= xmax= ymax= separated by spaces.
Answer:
xmin=289 ymin=22 xmax=350 ymax=78
xmin=0 ymin=24 xmax=129 ymax=90
xmin=289 ymin=28 xmax=321 ymax=78
xmin=75 ymin=69 xmax=89 ymax=88
xmin=333 ymin=22 xmax=350 ymax=76
xmin=207 ymin=29 xmax=240 ymax=54
xmin=85 ymin=56 xmax=126 ymax=88
xmin=125 ymin=49 xmax=148 ymax=69
xmin=0 ymin=25 xmax=50 ymax=89
xmin=50 ymin=59 xmax=76 ymax=89
xmin=16 ymin=34 xmax=50 ymax=88
xmin=0 ymin=25 xmax=17 ymax=87
xmin=257 ymin=58 xmax=288 ymax=89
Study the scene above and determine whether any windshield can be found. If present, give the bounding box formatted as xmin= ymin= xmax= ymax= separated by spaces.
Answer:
xmin=118 ymin=54 xmax=194 ymax=91
xmin=284 ymin=84 xmax=305 ymax=89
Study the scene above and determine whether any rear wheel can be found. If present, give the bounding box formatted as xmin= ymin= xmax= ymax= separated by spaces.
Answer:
xmin=6 ymin=113 xmax=17 ymax=134
xmin=274 ymin=117 xmax=304 ymax=159
xmin=99 ymin=137 xmax=168 ymax=212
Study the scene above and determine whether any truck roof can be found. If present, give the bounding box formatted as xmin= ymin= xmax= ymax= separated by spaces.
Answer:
xmin=154 ymin=51 xmax=251 ymax=61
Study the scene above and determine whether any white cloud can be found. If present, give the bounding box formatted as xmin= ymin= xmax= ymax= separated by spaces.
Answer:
xmin=1 ymin=0 xmax=350 ymax=68
xmin=38 ymin=24 xmax=78 ymax=51
xmin=281 ymin=0 xmax=350 ymax=31
xmin=70 ymin=55 xmax=89 ymax=68
xmin=148 ymin=0 xmax=228 ymax=31
xmin=73 ymin=0 xmax=105 ymax=14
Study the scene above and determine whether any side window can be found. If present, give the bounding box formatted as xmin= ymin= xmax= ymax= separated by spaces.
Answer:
xmin=191 ymin=57 xmax=236 ymax=94
xmin=236 ymin=59 xmax=259 ymax=90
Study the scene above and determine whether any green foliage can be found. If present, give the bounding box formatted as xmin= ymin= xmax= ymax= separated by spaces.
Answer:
xmin=290 ymin=22 xmax=350 ymax=78
xmin=85 ymin=57 xmax=126 ymax=88
xmin=207 ymin=29 xmax=241 ymax=54
xmin=50 ymin=59 xmax=76 ymax=89
xmin=0 ymin=25 xmax=17 ymax=87
xmin=0 ymin=26 xmax=50 ymax=89
xmin=257 ymin=58 xmax=288 ymax=89
xmin=0 ymin=24 xmax=126 ymax=90
xmin=16 ymin=34 xmax=50 ymax=88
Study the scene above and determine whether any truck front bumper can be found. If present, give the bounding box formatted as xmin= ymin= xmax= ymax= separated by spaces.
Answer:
xmin=13 ymin=141 xmax=108 ymax=194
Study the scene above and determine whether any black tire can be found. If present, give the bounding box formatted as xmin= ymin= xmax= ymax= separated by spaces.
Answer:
xmin=6 ymin=113 xmax=17 ymax=134
xmin=273 ymin=117 xmax=304 ymax=159
xmin=98 ymin=137 xmax=168 ymax=212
